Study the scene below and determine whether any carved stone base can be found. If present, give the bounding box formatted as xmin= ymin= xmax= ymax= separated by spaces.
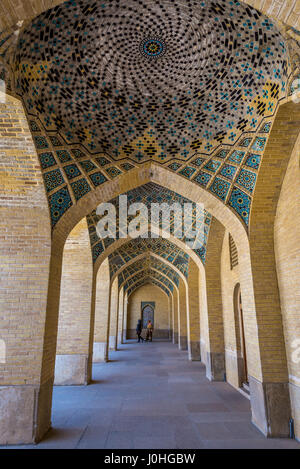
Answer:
xmin=93 ymin=342 xmax=107 ymax=362
xmin=249 ymin=376 xmax=291 ymax=437
xmin=0 ymin=379 xmax=53 ymax=444
xmin=179 ymin=335 xmax=188 ymax=350
xmin=54 ymin=354 xmax=90 ymax=385
xmin=189 ymin=341 xmax=201 ymax=361
xmin=109 ymin=335 xmax=117 ymax=351
xmin=206 ymin=352 xmax=225 ymax=381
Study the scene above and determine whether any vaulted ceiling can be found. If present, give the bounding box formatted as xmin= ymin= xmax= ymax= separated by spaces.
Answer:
xmin=15 ymin=0 xmax=288 ymax=163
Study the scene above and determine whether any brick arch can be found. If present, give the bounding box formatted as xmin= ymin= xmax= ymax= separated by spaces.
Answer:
xmin=126 ymin=276 xmax=174 ymax=299
xmin=245 ymin=99 xmax=300 ymax=436
xmin=93 ymin=223 xmax=206 ymax=277
xmin=52 ymin=163 xmax=248 ymax=255
xmin=113 ymin=252 xmax=187 ymax=288
xmin=274 ymin=129 xmax=300 ymax=440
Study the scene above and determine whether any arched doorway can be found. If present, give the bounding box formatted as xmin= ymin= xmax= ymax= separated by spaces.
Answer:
xmin=142 ymin=302 xmax=155 ymax=329
xmin=234 ymin=283 xmax=248 ymax=388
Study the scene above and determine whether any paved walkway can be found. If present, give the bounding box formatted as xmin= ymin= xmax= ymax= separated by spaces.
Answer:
xmin=6 ymin=341 xmax=300 ymax=449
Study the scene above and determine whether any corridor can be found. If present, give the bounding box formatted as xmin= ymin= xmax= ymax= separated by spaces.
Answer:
xmin=8 ymin=342 xmax=300 ymax=449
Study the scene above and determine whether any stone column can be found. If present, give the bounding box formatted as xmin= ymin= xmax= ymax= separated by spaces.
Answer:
xmin=117 ymin=287 xmax=124 ymax=345
xmin=204 ymin=217 xmax=226 ymax=381
xmin=240 ymin=101 xmax=300 ymax=437
xmin=109 ymin=278 xmax=119 ymax=351
xmin=93 ymin=258 xmax=110 ymax=362
xmin=122 ymin=292 xmax=128 ymax=342
xmin=178 ymin=279 xmax=188 ymax=350
xmin=187 ymin=259 xmax=201 ymax=361
xmin=173 ymin=288 xmax=179 ymax=344
xmin=0 ymin=95 xmax=51 ymax=444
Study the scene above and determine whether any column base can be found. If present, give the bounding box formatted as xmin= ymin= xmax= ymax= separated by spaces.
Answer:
xmin=289 ymin=382 xmax=300 ymax=441
xmin=122 ymin=330 xmax=127 ymax=342
xmin=206 ymin=352 xmax=225 ymax=381
xmin=93 ymin=342 xmax=107 ymax=362
xmin=118 ymin=332 xmax=123 ymax=345
xmin=54 ymin=354 xmax=90 ymax=385
xmin=0 ymin=380 xmax=53 ymax=445
xmin=179 ymin=335 xmax=188 ymax=350
xmin=249 ymin=376 xmax=291 ymax=437
xmin=109 ymin=335 xmax=117 ymax=351
xmin=173 ymin=332 xmax=178 ymax=344
xmin=189 ymin=341 xmax=201 ymax=361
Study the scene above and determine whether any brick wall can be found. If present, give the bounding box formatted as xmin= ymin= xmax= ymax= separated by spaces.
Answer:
xmin=0 ymin=94 xmax=51 ymax=386
xmin=275 ymin=129 xmax=300 ymax=440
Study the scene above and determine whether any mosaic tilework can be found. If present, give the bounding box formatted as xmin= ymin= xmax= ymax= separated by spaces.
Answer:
xmin=209 ymin=177 xmax=231 ymax=202
xmin=56 ymin=150 xmax=72 ymax=163
xmin=228 ymin=150 xmax=246 ymax=165
xmin=168 ymin=162 xmax=182 ymax=172
xmin=244 ymin=153 xmax=261 ymax=170
xmin=15 ymin=0 xmax=288 ymax=165
xmin=118 ymin=255 xmax=180 ymax=290
xmin=251 ymin=137 xmax=267 ymax=152
xmin=106 ymin=167 xmax=122 ymax=179
xmin=49 ymin=187 xmax=72 ymax=228
xmin=219 ymin=164 xmax=237 ymax=181
xmin=10 ymin=0 xmax=291 ymax=230
xmin=49 ymin=135 xmax=62 ymax=147
xmin=96 ymin=157 xmax=111 ymax=167
xmin=204 ymin=160 xmax=221 ymax=173
xmin=191 ymin=157 xmax=206 ymax=167
xmin=108 ymin=237 xmax=189 ymax=279
xmin=39 ymin=152 xmax=56 ymax=170
xmin=72 ymin=149 xmax=86 ymax=159
xmin=260 ymin=122 xmax=272 ymax=133
xmin=126 ymin=278 xmax=170 ymax=297
xmin=43 ymin=168 xmax=64 ymax=192
xmin=29 ymin=120 xmax=40 ymax=132
xmin=63 ymin=164 xmax=81 ymax=180
xmin=228 ymin=187 xmax=251 ymax=225
xmin=178 ymin=166 xmax=196 ymax=179
xmin=239 ymin=138 xmax=251 ymax=148
xmin=34 ymin=136 xmax=48 ymax=150
xmin=79 ymin=160 xmax=97 ymax=173
xmin=216 ymin=149 xmax=230 ymax=159
xmin=120 ymin=163 xmax=135 ymax=171
xmin=193 ymin=171 xmax=212 ymax=188
xmin=70 ymin=178 xmax=91 ymax=201
xmin=236 ymin=169 xmax=257 ymax=193
xmin=123 ymin=269 xmax=174 ymax=294
xmin=89 ymin=172 xmax=107 ymax=187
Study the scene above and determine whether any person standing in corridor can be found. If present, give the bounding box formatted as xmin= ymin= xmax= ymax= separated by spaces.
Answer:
xmin=136 ymin=319 xmax=144 ymax=343
xmin=146 ymin=319 xmax=153 ymax=342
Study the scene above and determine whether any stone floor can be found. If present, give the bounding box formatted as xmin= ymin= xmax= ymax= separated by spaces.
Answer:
xmin=5 ymin=341 xmax=300 ymax=449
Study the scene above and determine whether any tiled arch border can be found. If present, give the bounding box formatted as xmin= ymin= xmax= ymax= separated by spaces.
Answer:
xmin=113 ymin=252 xmax=187 ymax=291
xmin=126 ymin=277 xmax=173 ymax=300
